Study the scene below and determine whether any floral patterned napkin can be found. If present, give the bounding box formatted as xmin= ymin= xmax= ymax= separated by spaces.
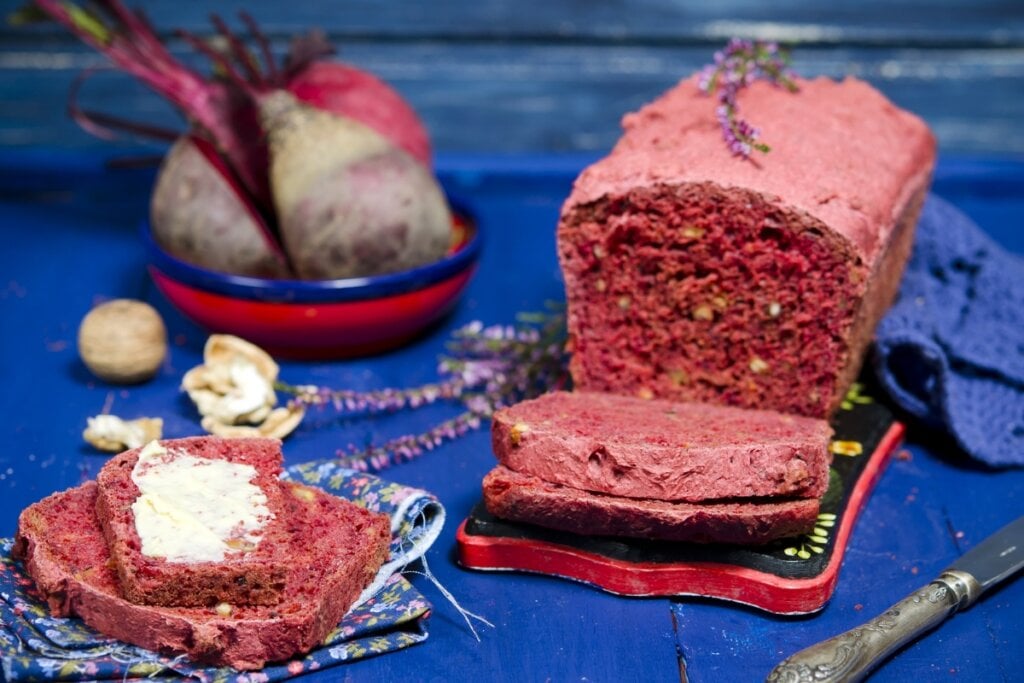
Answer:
xmin=0 ymin=460 xmax=445 ymax=682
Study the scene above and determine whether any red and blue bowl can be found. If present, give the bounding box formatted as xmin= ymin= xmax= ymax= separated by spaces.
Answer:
xmin=142 ymin=209 xmax=480 ymax=359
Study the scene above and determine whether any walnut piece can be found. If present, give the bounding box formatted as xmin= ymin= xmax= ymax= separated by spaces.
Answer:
xmin=200 ymin=406 xmax=305 ymax=440
xmin=182 ymin=335 xmax=304 ymax=439
xmin=84 ymin=414 xmax=163 ymax=452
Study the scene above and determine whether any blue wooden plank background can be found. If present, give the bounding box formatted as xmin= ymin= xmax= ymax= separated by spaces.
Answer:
xmin=1 ymin=1 xmax=1023 ymax=156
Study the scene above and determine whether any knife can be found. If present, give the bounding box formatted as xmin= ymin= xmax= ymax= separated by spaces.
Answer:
xmin=767 ymin=514 xmax=1024 ymax=683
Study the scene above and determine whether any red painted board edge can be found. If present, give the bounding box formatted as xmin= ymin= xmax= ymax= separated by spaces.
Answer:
xmin=457 ymin=421 xmax=904 ymax=615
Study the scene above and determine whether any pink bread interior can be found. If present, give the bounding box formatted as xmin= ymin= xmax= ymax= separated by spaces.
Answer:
xmin=483 ymin=465 xmax=819 ymax=545
xmin=95 ymin=437 xmax=290 ymax=607
xmin=493 ymin=391 xmax=833 ymax=502
xmin=14 ymin=479 xmax=391 ymax=671
xmin=558 ymin=76 xmax=935 ymax=417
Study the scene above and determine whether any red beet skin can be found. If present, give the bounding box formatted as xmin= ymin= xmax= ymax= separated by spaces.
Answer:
xmin=287 ymin=61 xmax=432 ymax=167
xmin=492 ymin=391 xmax=832 ymax=502
xmin=558 ymin=76 xmax=936 ymax=417
xmin=483 ymin=465 xmax=820 ymax=545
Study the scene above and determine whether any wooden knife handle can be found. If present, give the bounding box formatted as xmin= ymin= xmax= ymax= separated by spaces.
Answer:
xmin=766 ymin=570 xmax=982 ymax=683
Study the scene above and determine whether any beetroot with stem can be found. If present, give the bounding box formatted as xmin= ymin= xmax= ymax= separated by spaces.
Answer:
xmin=31 ymin=0 xmax=274 ymax=217
xmin=28 ymin=0 xmax=450 ymax=279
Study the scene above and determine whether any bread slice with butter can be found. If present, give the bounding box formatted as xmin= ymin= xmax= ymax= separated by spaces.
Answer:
xmin=14 ymin=477 xmax=391 ymax=670
xmin=94 ymin=437 xmax=290 ymax=607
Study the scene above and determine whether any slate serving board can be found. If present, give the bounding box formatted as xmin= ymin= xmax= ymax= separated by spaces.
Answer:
xmin=457 ymin=382 xmax=903 ymax=615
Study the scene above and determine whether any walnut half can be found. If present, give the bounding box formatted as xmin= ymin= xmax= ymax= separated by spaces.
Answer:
xmin=182 ymin=335 xmax=304 ymax=439
xmin=84 ymin=414 xmax=163 ymax=452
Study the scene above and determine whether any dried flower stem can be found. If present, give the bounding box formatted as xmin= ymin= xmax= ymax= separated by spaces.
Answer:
xmin=276 ymin=379 xmax=466 ymax=415
xmin=698 ymin=38 xmax=799 ymax=159
xmin=277 ymin=308 xmax=569 ymax=472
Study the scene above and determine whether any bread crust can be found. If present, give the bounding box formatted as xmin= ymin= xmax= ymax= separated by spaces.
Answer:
xmin=558 ymin=76 xmax=936 ymax=417
xmin=483 ymin=465 xmax=819 ymax=545
xmin=493 ymin=391 xmax=833 ymax=502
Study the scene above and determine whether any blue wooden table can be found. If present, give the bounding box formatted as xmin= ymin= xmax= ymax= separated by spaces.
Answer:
xmin=1 ymin=150 xmax=1022 ymax=682
xmin=2 ymin=0 xmax=1024 ymax=679
xmin=2 ymin=0 xmax=1024 ymax=158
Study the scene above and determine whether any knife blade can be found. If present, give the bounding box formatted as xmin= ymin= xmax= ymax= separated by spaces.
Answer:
xmin=766 ymin=515 xmax=1024 ymax=683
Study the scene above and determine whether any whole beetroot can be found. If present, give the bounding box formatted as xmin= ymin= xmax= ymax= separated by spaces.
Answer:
xmin=260 ymin=92 xmax=451 ymax=279
xmin=32 ymin=2 xmax=452 ymax=281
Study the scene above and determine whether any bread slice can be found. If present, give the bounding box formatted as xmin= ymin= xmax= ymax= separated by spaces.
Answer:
xmin=95 ymin=437 xmax=289 ymax=607
xmin=493 ymin=391 xmax=832 ymax=503
xmin=483 ymin=465 xmax=818 ymax=545
xmin=14 ymin=479 xmax=391 ymax=670
xmin=557 ymin=75 xmax=935 ymax=417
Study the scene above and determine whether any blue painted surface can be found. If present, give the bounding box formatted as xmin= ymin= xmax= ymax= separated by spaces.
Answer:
xmin=0 ymin=151 xmax=1023 ymax=682
xmin=2 ymin=1 xmax=1024 ymax=156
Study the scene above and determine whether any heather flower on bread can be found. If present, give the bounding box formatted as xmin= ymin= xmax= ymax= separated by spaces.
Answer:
xmin=699 ymin=38 xmax=799 ymax=158
xmin=279 ymin=310 xmax=569 ymax=472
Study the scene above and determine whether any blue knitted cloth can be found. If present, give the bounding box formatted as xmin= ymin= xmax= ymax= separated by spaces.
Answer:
xmin=874 ymin=194 xmax=1024 ymax=467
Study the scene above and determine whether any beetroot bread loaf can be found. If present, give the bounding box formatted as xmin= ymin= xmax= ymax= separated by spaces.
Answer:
xmin=14 ymin=479 xmax=391 ymax=670
xmin=95 ymin=437 xmax=290 ymax=607
xmin=558 ymin=76 xmax=936 ymax=417
xmin=483 ymin=466 xmax=818 ymax=544
xmin=493 ymin=391 xmax=832 ymax=502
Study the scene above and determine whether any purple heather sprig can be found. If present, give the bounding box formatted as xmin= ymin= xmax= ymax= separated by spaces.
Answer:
xmin=698 ymin=38 xmax=799 ymax=159
xmin=277 ymin=309 xmax=569 ymax=473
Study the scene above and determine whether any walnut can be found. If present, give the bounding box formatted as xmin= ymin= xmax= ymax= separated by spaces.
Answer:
xmin=201 ymin=406 xmax=304 ymax=440
xmin=509 ymin=422 xmax=530 ymax=447
xmin=77 ymin=300 xmax=167 ymax=384
xmin=182 ymin=335 xmax=303 ymax=439
xmin=83 ymin=414 xmax=163 ymax=452
xmin=292 ymin=486 xmax=316 ymax=502
xmin=692 ymin=304 xmax=714 ymax=321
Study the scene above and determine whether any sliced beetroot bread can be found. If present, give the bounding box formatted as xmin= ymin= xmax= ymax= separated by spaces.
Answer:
xmin=94 ymin=436 xmax=290 ymax=607
xmin=14 ymin=479 xmax=391 ymax=670
xmin=483 ymin=466 xmax=818 ymax=544
xmin=558 ymin=75 xmax=936 ymax=417
xmin=493 ymin=391 xmax=832 ymax=502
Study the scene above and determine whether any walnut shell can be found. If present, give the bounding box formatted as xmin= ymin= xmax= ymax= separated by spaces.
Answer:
xmin=181 ymin=334 xmax=304 ymax=439
xmin=78 ymin=299 xmax=168 ymax=384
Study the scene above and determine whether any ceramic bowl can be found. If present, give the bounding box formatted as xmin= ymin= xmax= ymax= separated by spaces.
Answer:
xmin=141 ymin=208 xmax=480 ymax=359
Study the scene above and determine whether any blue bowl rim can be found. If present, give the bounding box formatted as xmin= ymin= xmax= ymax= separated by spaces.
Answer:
xmin=141 ymin=199 xmax=481 ymax=304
